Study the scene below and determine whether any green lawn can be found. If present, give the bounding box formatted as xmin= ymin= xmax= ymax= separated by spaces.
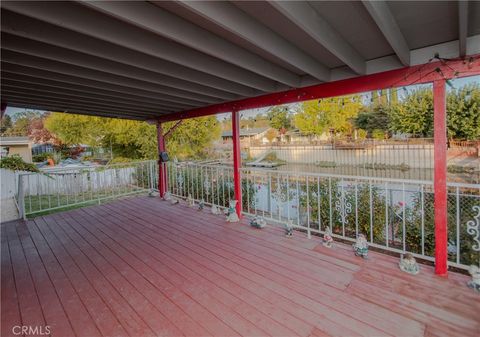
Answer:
xmin=24 ymin=187 xmax=148 ymax=218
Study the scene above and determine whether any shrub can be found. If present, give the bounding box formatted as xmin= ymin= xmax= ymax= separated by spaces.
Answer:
xmin=0 ymin=155 xmax=39 ymax=172
xmin=108 ymin=157 xmax=134 ymax=164
xmin=32 ymin=153 xmax=50 ymax=162
xmin=371 ymin=129 xmax=385 ymax=139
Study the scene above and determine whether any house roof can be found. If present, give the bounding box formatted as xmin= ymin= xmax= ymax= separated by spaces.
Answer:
xmin=0 ymin=136 xmax=31 ymax=145
xmin=222 ymin=127 xmax=269 ymax=138
xmin=1 ymin=1 xmax=479 ymax=121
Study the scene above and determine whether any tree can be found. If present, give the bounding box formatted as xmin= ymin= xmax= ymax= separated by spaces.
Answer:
xmin=266 ymin=106 xmax=291 ymax=133
xmin=163 ymin=116 xmax=221 ymax=159
xmin=44 ymin=113 xmax=107 ymax=147
xmin=27 ymin=113 xmax=61 ymax=145
xmin=102 ymin=118 xmax=157 ymax=159
xmin=45 ymin=112 xmax=221 ymax=160
xmin=388 ymin=84 xmax=480 ymax=140
xmin=446 ymin=83 xmax=480 ymax=140
xmin=354 ymin=104 xmax=391 ymax=135
xmin=294 ymin=96 xmax=362 ymax=136
xmin=264 ymin=128 xmax=278 ymax=143
xmin=5 ymin=110 xmax=43 ymax=136
xmin=0 ymin=115 xmax=12 ymax=133
xmin=221 ymin=113 xmax=269 ymax=131
xmin=389 ymin=88 xmax=434 ymax=137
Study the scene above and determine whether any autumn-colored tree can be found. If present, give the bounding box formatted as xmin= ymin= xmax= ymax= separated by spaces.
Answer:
xmin=264 ymin=128 xmax=279 ymax=143
xmin=28 ymin=114 xmax=61 ymax=145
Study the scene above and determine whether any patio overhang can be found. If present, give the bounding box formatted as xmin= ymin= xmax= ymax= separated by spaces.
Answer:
xmin=1 ymin=1 xmax=479 ymax=121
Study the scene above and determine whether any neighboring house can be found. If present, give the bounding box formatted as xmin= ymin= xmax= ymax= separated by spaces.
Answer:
xmin=283 ymin=129 xmax=330 ymax=143
xmin=221 ymin=127 xmax=271 ymax=145
xmin=0 ymin=136 xmax=32 ymax=162
xmin=32 ymin=143 xmax=55 ymax=155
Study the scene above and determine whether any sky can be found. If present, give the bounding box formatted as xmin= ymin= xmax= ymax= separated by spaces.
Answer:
xmin=4 ymin=75 xmax=479 ymax=121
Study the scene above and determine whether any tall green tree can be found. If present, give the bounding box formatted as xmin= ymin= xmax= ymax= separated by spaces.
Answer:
xmin=389 ymin=88 xmax=434 ymax=137
xmin=446 ymin=84 xmax=480 ymax=140
xmin=294 ymin=96 xmax=362 ymax=136
xmin=44 ymin=113 xmax=107 ymax=146
xmin=164 ymin=116 xmax=221 ymax=159
xmin=388 ymin=84 xmax=480 ymax=140
xmin=354 ymin=104 xmax=391 ymax=135
xmin=266 ymin=106 xmax=292 ymax=132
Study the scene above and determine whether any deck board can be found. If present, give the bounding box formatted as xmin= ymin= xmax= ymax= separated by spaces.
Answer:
xmin=2 ymin=195 xmax=479 ymax=337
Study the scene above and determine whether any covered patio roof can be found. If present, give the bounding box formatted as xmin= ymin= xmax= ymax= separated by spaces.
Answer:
xmin=1 ymin=1 xmax=480 ymax=121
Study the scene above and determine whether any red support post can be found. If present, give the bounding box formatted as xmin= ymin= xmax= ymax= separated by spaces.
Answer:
xmin=433 ymin=79 xmax=448 ymax=276
xmin=156 ymin=122 xmax=167 ymax=198
xmin=232 ymin=110 xmax=242 ymax=218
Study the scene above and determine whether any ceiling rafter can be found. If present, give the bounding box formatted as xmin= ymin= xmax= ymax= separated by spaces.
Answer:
xmin=270 ymin=1 xmax=366 ymax=74
xmin=1 ymin=81 xmax=172 ymax=113
xmin=362 ymin=1 xmax=410 ymax=66
xmin=1 ymin=72 xmax=186 ymax=111
xmin=1 ymin=61 xmax=198 ymax=109
xmin=458 ymin=1 xmax=469 ymax=57
xmin=1 ymin=50 xmax=211 ymax=107
xmin=1 ymin=0 xmax=280 ymax=92
xmin=83 ymin=0 xmax=301 ymax=87
xmin=2 ymin=90 xmax=165 ymax=117
xmin=4 ymin=96 xmax=160 ymax=120
xmin=1 ymin=10 xmax=259 ymax=98
xmin=1 ymin=34 xmax=228 ymax=103
xmin=176 ymin=0 xmax=330 ymax=82
xmin=7 ymin=101 xmax=148 ymax=121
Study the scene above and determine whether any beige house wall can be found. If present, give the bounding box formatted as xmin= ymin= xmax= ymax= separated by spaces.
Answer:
xmin=6 ymin=144 xmax=32 ymax=163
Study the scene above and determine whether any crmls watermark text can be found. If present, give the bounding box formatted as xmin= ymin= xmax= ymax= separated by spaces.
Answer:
xmin=12 ymin=325 xmax=51 ymax=335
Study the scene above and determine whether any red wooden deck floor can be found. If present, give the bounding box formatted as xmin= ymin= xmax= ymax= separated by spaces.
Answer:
xmin=2 ymin=196 xmax=479 ymax=337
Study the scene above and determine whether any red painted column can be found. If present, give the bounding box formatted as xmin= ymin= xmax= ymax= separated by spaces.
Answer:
xmin=433 ymin=79 xmax=448 ymax=276
xmin=156 ymin=122 xmax=167 ymax=198
xmin=232 ymin=110 xmax=243 ymax=218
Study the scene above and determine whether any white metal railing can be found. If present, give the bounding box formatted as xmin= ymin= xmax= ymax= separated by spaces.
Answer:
xmin=17 ymin=160 xmax=158 ymax=218
xmin=167 ymin=161 xmax=480 ymax=269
